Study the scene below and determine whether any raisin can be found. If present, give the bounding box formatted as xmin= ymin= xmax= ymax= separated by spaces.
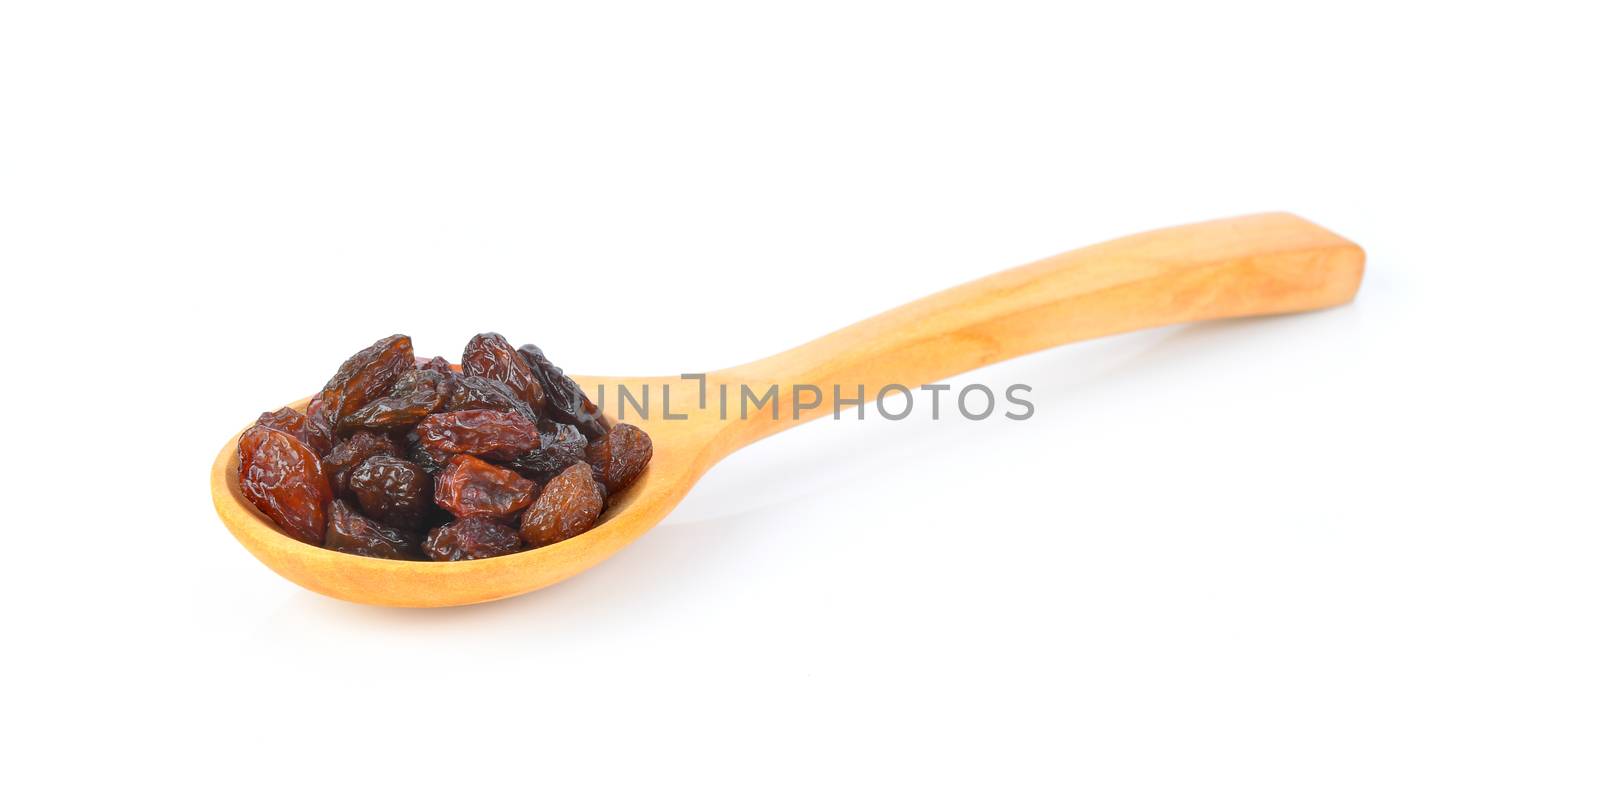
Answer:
xmin=519 ymin=464 xmax=605 ymax=549
xmin=348 ymin=454 xmax=433 ymax=531
xmin=336 ymin=369 xmax=453 ymax=433
xmin=322 ymin=431 xmax=401 ymax=496
xmin=252 ymin=407 xmax=333 ymax=456
xmin=304 ymin=395 xmax=337 ymax=454
xmin=586 ymin=423 xmax=652 ymax=496
xmin=444 ymin=374 xmax=539 ymax=422
xmin=508 ymin=422 xmax=589 ymax=483
xmin=518 ymin=344 xmax=607 ymax=440
xmin=317 ymin=334 xmax=414 ymax=424
xmin=417 ymin=356 xmax=454 ymax=374
xmin=325 ymin=499 xmax=420 ymax=560
xmin=422 ymin=517 xmax=523 ymax=561
xmin=237 ymin=426 xmax=332 ymax=545
xmin=462 ymin=332 xmax=546 ymax=415
xmin=415 ymin=409 xmax=540 ymax=462
xmin=403 ymin=429 xmax=449 ymax=475
xmin=433 ymin=454 xmax=538 ymax=520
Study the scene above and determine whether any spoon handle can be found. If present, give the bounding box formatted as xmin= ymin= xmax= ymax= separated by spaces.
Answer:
xmin=715 ymin=212 xmax=1363 ymax=446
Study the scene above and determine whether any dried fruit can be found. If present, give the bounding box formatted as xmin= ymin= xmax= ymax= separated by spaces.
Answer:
xmin=325 ymin=499 xmax=419 ymax=560
xmin=433 ymin=454 xmax=538 ymax=520
xmin=238 ymin=332 xmax=650 ymax=560
xmin=337 ymin=369 xmax=453 ymax=433
xmin=317 ymin=334 xmax=414 ymax=424
xmin=518 ymin=344 xmax=607 ymax=440
xmin=322 ymin=431 xmax=401 ymax=496
xmin=444 ymin=374 xmax=539 ymax=422
xmin=586 ymin=423 xmax=652 ymax=495
xmin=519 ymin=464 xmax=605 ymax=548
xmin=417 ymin=356 xmax=454 ymax=374
xmin=348 ymin=454 xmax=433 ymax=530
xmin=423 ymin=517 xmax=523 ymax=561
xmin=463 ymin=332 xmax=546 ymax=415
xmin=238 ymin=426 xmax=332 ymax=544
xmin=415 ymin=409 xmax=540 ymax=462
xmin=508 ymin=422 xmax=589 ymax=483
xmin=252 ymin=407 xmax=333 ymax=456
xmin=403 ymin=429 xmax=449 ymax=475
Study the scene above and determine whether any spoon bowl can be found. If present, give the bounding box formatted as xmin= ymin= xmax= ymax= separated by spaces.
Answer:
xmin=212 ymin=213 xmax=1364 ymax=606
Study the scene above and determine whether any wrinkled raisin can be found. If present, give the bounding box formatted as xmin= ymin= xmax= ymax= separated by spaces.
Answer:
xmin=348 ymin=454 xmax=432 ymax=530
xmin=337 ymin=369 xmax=453 ymax=433
xmin=463 ymin=332 xmax=546 ymax=415
xmin=238 ymin=426 xmax=332 ymax=545
xmin=519 ymin=463 xmax=605 ymax=549
xmin=586 ymin=423 xmax=652 ymax=496
xmin=325 ymin=499 xmax=420 ymax=560
xmin=417 ymin=356 xmax=454 ymax=374
xmin=322 ymin=431 xmax=401 ymax=496
xmin=423 ymin=517 xmax=523 ymax=561
xmin=433 ymin=454 xmax=538 ymax=520
xmin=415 ymin=409 xmax=540 ymax=462
xmin=253 ymin=407 xmax=334 ymax=457
xmin=444 ymin=374 xmax=539 ymax=422
xmin=518 ymin=344 xmax=607 ymax=440
xmin=403 ymin=429 xmax=448 ymax=474
xmin=318 ymin=334 xmax=414 ymax=424
xmin=239 ymin=332 xmax=651 ymax=561
xmin=508 ymin=422 xmax=589 ymax=483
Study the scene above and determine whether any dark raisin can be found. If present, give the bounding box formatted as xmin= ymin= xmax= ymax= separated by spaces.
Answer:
xmin=508 ymin=422 xmax=589 ymax=483
xmin=404 ymin=429 xmax=448 ymax=475
xmin=422 ymin=517 xmax=523 ymax=561
xmin=238 ymin=426 xmax=332 ymax=545
xmin=518 ymin=344 xmax=607 ymax=440
xmin=462 ymin=332 xmax=546 ymax=415
xmin=444 ymin=374 xmax=539 ymax=422
xmin=415 ymin=409 xmax=540 ymax=462
xmin=253 ymin=407 xmax=334 ymax=456
xmin=417 ymin=356 xmax=454 ymax=374
xmin=325 ymin=499 xmax=420 ymax=560
xmin=317 ymin=334 xmax=415 ymax=425
xmin=519 ymin=464 xmax=605 ymax=549
xmin=586 ymin=423 xmax=652 ymax=496
xmin=322 ymin=431 xmax=401 ymax=496
xmin=348 ymin=454 xmax=433 ymax=531
xmin=336 ymin=369 xmax=453 ymax=433
xmin=433 ymin=454 xmax=538 ymax=520
xmin=304 ymin=395 xmax=337 ymax=454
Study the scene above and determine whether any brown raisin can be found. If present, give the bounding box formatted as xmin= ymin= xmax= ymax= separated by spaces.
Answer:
xmin=238 ymin=426 xmax=332 ymax=545
xmin=325 ymin=499 xmax=420 ymax=560
xmin=586 ymin=422 xmax=652 ymax=496
xmin=422 ymin=517 xmax=523 ymax=561
xmin=508 ymin=422 xmax=589 ymax=483
xmin=443 ymin=374 xmax=538 ymax=421
xmin=519 ymin=464 xmax=605 ymax=549
xmin=322 ymin=431 xmax=401 ymax=497
xmin=462 ymin=332 xmax=546 ymax=415
xmin=518 ymin=344 xmax=607 ymax=440
xmin=433 ymin=454 xmax=538 ymax=520
xmin=336 ymin=369 xmax=453 ymax=433
xmin=318 ymin=334 xmax=415 ymax=424
xmin=417 ymin=356 xmax=454 ymax=374
xmin=403 ymin=429 xmax=448 ymax=474
xmin=348 ymin=454 xmax=433 ymax=531
xmin=252 ymin=406 xmax=334 ymax=457
xmin=415 ymin=409 xmax=540 ymax=462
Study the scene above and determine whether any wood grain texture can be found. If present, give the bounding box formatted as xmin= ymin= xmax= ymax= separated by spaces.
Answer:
xmin=211 ymin=212 xmax=1363 ymax=607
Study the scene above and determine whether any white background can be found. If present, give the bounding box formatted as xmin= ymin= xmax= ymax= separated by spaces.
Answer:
xmin=2 ymin=2 xmax=1596 ymax=791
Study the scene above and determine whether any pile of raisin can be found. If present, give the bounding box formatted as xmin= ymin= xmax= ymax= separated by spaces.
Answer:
xmin=236 ymin=334 xmax=651 ymax=561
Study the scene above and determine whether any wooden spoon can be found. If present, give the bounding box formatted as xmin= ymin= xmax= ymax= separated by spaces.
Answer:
xmin=211 ymin=212 xmax=1363 ymax=607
